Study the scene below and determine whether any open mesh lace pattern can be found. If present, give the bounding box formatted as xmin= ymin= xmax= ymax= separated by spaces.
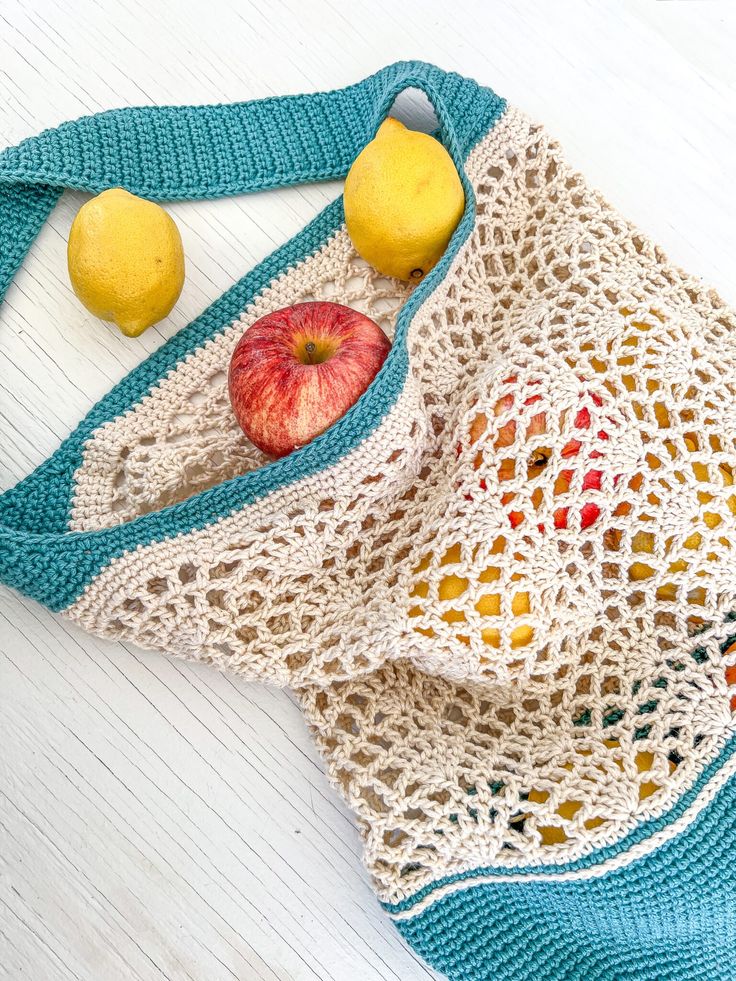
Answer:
xmin=70 ymin=246 xmax=411 ymax=529
xmin=66 ymin=107 xmax=736 ymax=902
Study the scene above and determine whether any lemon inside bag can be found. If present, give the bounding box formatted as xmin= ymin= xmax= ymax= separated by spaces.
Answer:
xmin=400 ymin=309 xmax=736 ymax=689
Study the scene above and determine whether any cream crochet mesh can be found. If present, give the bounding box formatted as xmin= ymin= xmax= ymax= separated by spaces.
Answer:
xmin=70 ymin=252 xmax=411 ymax=529
xmin=66 ymin=106 xmax=736 ymax=900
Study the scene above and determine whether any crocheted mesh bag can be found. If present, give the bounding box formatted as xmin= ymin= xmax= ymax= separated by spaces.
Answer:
xmin=2 ymin=63 xmax=736 ymax=981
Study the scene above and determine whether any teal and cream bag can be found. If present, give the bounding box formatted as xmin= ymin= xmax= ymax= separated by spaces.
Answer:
xmin=2 ymin=63 xmax=736 ymax=980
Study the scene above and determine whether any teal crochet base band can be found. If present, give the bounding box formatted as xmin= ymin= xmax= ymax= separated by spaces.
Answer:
xmin=384 ymin=730 xmax=736 ymax=918
xmin=394 ymin=760 xmax=736 ymax=981
xmin=0 ymin=60 xmax=505 ymax=611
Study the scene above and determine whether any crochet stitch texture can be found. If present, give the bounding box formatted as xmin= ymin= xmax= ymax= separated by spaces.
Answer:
xmin=1 ymin=63 xmax=736 ymax=981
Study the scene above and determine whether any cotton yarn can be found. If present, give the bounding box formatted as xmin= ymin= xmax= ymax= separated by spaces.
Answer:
xmin=1 ymin=64 xmax=735 ymax=981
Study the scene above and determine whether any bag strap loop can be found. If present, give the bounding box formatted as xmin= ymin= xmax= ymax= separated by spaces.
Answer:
xmin=0 ymin=62 xmax=505 ymax=612
xmin=0 ymin=61 xmax=491 ymax=307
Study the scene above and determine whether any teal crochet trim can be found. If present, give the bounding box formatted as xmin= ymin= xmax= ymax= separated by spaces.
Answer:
xmin=0 ymin=62 xmax=506 ymax=611
xmin=396 ymin=764 xmax=736 ymax=981
xmin=384 ymin=731 xmax=736 ymax=917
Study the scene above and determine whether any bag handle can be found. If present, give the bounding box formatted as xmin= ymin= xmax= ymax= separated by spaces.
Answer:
xmin=0 ymin=62 xmax=504 ymax=613
xmin=0 ymin=61 xmax=491 ymax=305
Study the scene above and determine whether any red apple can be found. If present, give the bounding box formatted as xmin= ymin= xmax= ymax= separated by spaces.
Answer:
xmin=229 ymin=301 xmax=391 ymax=459
xmin=462 ymin=377 xmax=622 ymax=533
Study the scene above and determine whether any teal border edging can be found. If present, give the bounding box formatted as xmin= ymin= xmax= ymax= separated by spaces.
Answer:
xmin=0 ymin=63 xmax=506 ymax=610
xmin=0 ymin=197 xmax=343 ymax=535
xmin=395 ymin=757 xmax=736 ymax=981
xmin=383 ymin=730 xmax=736 ymax=917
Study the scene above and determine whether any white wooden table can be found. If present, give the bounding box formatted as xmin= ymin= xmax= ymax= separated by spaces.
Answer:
xmin=1 ymin=2 xmax=735 ymax=978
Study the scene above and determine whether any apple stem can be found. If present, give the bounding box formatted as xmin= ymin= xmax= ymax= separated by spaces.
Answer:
xmin=305 ymin=341 xmax=316 ymax=364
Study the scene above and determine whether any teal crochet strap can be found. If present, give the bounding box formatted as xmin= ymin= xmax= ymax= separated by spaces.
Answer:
xmin=0 ymin=183 xmax=61 ymax=307
xmin=0 ymin=61 xmax=491 ymax=305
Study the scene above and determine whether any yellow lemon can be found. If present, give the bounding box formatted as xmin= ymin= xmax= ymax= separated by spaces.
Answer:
xmin=344 ymin=118 xmax=464 ymax=282
xmin=68 ymin=188 xmax=184 ymax=337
